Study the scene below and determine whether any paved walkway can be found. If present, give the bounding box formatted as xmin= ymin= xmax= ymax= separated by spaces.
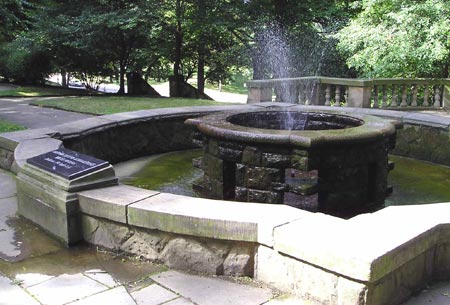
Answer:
xmin=0 ymin=97 xmax=92 ymax=129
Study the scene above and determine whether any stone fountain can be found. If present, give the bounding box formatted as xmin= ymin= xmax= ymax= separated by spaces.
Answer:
xmin=186 ymin=108 xmax=401 ymax=217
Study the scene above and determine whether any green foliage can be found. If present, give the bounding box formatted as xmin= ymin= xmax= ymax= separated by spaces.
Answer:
xmin=0 ymin=36 xmax=53 ymax=83
xmin=0 ymin=0 xmax=27 ymax=42
xmin=0 ymin=85 xmax=91 ymax=96
xmin=31 ymin=96 xmax=231 ymax=114
xmin=337 ymin=0 xmax=450 ymax=77
xmin=0 ymin=119 xmax=25 ymax=132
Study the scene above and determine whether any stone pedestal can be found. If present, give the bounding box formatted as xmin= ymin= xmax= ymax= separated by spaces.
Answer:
xmin=347 ymin=86 xmax=372 ymax=108
xmin=247 ymin=87 xmax=273 ymax=103
xmin=17 ymin=154 xmax=118 ymax=245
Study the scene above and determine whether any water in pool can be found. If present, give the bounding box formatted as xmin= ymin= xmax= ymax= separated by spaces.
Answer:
xmin=115 ymin=150 xmax=450 ymax=207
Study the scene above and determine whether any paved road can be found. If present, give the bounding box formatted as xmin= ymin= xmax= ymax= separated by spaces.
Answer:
xmin=0 ymin=97 xmax=92 ymax=129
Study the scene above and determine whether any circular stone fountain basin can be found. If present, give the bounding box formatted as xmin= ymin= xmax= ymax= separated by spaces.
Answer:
xmin=186 ymin=109 xmax=398 ymax=149
xmin=185 ymin=109 xmax=400 ymax=217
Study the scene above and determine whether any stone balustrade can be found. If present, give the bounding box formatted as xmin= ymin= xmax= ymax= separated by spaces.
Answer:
xmin=247 ymin=77 xmax=450 ymax=109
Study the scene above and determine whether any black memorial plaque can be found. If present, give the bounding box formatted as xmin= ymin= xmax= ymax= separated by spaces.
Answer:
xmin=27 ymin=148 xmax=110 ymax=180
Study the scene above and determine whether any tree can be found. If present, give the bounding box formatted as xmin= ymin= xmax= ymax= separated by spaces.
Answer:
xmin=337 ymin=0 xmax=450 ymax=78
xmin=0 ymin=0 xmax=27 ymax=43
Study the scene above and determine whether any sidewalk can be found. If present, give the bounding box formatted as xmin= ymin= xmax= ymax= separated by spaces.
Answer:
xmin=0 ymin=97 xmax=92 ymax=129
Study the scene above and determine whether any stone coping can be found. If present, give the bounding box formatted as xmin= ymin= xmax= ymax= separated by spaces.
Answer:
xmin=185 ymin=108 xmax=399 ymax=148
xmin=1 ymin=103 xmax=450 ymax=299
xmin=246 ymin=77 xmax=450 ymax=88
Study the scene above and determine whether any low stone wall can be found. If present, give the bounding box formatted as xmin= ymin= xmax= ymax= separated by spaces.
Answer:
xmin=1 ymin=104 xmax=450 ymax=305
xmin=394 ymin=124 xmax=450 ymax=166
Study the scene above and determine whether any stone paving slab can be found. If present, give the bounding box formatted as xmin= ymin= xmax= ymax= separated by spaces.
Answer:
xmin=0 ymin=275 xmax=40 ymax=305
xmin=150 ymin=271 xmax=273 ymax=305
xmin=84 ymin=269 xmax=120 ymax=289
xmin=131 ymin=283 xmax=179 ymax=305
xmin=26 ymin=273 xmax=110 ymax=305
xmin=14 ymin=273 xmax=54 ymax=288
xmin=264 ymin=296 xmax=312 ymax=304
xmin=164 ymin=298 xmax=195 ymax=305
xmin=71 ymin=286 xmax=137 ymax=305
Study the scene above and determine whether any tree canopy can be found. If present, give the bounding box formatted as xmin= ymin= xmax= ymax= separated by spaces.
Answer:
xmin=1 ymin=0 xmax=446 ymax=90
xmin=337 ymin=0 xmax=450 ymax=78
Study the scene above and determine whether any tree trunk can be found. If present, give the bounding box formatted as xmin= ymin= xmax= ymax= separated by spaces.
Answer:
xmin=172 ymin=0 xmax=183 ymax=97
xmin=61 ymin=71 xmax=68 ymax=87
xmin=196 ymin=0 xmax=206 ymax=95
xmin=118 ymin=64 xmax=125 ymax=94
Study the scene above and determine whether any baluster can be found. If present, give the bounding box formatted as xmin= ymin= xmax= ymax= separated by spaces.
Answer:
xmin=334 ymin=85 xmax=341 ymax=107
xmin=400 ymin=85 xmax=408 ymax=107
xmin=381 ymin=85 xmax=387 ymax=108
xmin=434 ymin=86 xmax=441 ymax=107
xmin=325 ymin=84 xmax=331 ymax=106
xmin=343 ymin=86 xmax=348 ymax=107
xmin=411 ymin=84 xmax=418 ymax=106
xmin=423 ymin=85 xmax=429 ymax=107
xmin=372 ymin=85 xmax=379 ymax=108
xmin=391 ymin=85 xmax=398 ymax=107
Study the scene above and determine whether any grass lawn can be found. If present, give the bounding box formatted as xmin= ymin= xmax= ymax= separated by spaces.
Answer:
xmin=0 ymin=85 xmax=91 ymax=97
xmin=31 ymin=96 xmax=233 ymax=115
xmin=0 ymin=120 xmax=26 ymax=133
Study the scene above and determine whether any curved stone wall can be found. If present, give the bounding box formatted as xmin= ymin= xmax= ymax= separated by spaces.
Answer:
xmin=1 ymin=103 xmax=450 ymax=305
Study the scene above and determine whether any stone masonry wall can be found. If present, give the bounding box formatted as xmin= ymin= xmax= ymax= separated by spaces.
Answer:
xmin=81 ymin=214 xmax=255 ymax=277
xmin=62 ymin=116 xmax=198 ymax=164
xmin=393 ymin=123 xmax=450 ymax=166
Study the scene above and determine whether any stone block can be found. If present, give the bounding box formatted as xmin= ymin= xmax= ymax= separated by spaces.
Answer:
xmin=78 ymin=185 xmax=158 ymax=223
xmin=16 ymin=157 xmax=117 ymax=245
xmin=261 ymin=152 xmax=291 ymax=168
xmin=13 ymin=138 xmax=62 ymax=171
xmin=159 ymin=237 xmax=228 ymax=274
xmin=234 ymin=187 xmax=248 ymax=201
xmin=247 ymin=189 xmax=283 ymax=204
xmin=17 ymin=185 xmax=81 ymax=245
xmin=208 ymin=139 xmax=219 ymax=156
xmin=256 ymin=245 xmax=340 ymax=304
xmin=366 ymin=248 xmax=435 ymax=305
xmin=0 ymin=128 xmax=56 ymax=151
xmin=127 ymin=192 xmax=307 ymax=247
xmin=54 ymin=117 xmax=117 ymax=138
xmin=128 ymin=193 xmax=258 ymax=242
xmin=217 ymin=146 xmax=242 ymax=162
xmin=235 ymin=163 xmax=245 ymax=185
xmin=291 ymin=155 xmax=318 ymax=172
xmin=204 ymin=154 xmax=223 ymax=181
xmin=0 ymin=147 xmax=14 ymax=171
xmin=223 ymin=244 xmax=254 ymax=276
xmin=242 ymin=146 xmax=262 ymax=165
xmin=245 ymin=166 xmax=283 ymax=189
xmin=337 ymin=277 xmax=367 ymax=305
xmin=81 ymin=215 xmax=132 ymax=251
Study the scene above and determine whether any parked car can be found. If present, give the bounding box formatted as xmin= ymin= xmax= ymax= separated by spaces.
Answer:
xmin=68 ymin=80 xmax=84 ymax=88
